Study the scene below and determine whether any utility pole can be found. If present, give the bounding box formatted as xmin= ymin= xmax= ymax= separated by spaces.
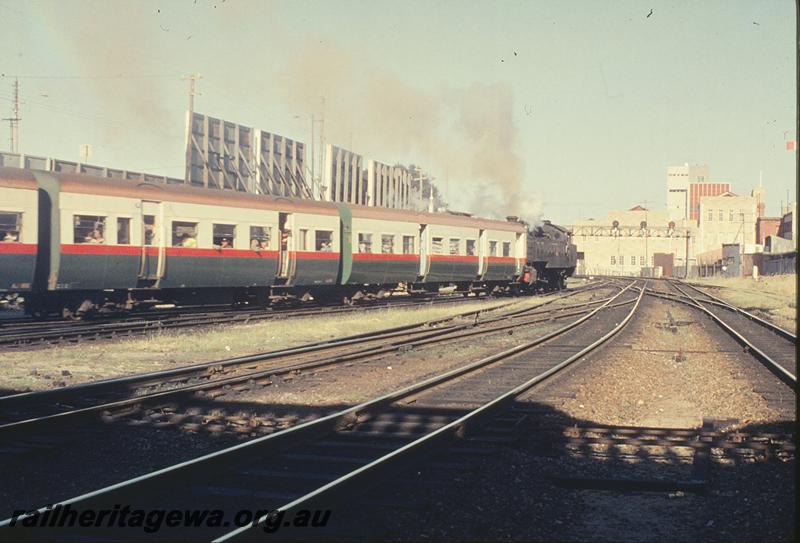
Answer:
xmin=3 ymin=78 xmax=21 ymax=153
xmin=182 ymin=73 xmax=201 ymax=183
xmin=310 ymin=115 xmax=315 ymax=198
xmin=318 ymin=96 xmax=326 ymax=200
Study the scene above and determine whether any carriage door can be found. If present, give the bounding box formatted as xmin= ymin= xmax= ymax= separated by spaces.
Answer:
xmin=418 ymin=224 xmax=429 ymax=279
xmin=138 ymin=200 xmax=165 ymax=284
xmin=277 ymin=212 xmax=294 ymax=279
xmin=477 ymin=229 xmax=487 ymax=279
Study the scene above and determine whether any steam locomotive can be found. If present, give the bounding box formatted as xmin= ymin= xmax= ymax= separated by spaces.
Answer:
xmin=0 ymin=167 xmax=576 ymax=317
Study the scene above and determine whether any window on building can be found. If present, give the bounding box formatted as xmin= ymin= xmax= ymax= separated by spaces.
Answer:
xmin=610 ymin=256 xmax=616 ymax=265
xmin=358 ymin=233 xmax=373 ymax=253
xmin=298 ymin=229 xmax=309 ymax=251
xmin=117 ymin=218 xmax=131 ymax=245
xmin=489 ymin=240 xmax=498 ymax=256
xmin=707 ymin=210 xmax=713 ymax=221
xmin=466 ymin=239 xmax=477 ymax=256
xmin=316 ymin=230 xmax=334 ymax=252
xmin=449 ymin=238 xmax=461 ymax=255
xmin=639 ymin=255 xmax=645 ymax=266
xmin=619 ymin=255 xmax=624 ymax=265
xmin=381 ymin=234 xmax=395 ymax=254
xmin=431 ymin=237 xmax=444 ymax=254
xmin=74 ymin=215 xmax=106 ymax=244
xmin=250 ymin=226 xmax=271 ymax=250
xmin=0 ymin=211 xmax=21 ymax=242
xmin=631 ymin=255 xmax=636 ymax=265
xmin=729 ymin=210 xmax=735 ymax=222
xmin=172 ymin=221 xmax=198 ymax=247
xmin=502 ymin=242 xmax=511 ymax=257
xmin=719 ymin=210 xmax=724 ymax=221
xmin=213 ymin=224 xmax=235 ymax=248
xmin=402 ymin=235 xmax=415 ymax=254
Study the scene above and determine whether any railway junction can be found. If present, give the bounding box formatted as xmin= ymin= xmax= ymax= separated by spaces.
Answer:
xmin=0 ymin=276 xmax=794 ymax=542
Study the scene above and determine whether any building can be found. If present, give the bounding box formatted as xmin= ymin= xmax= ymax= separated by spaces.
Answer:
xmin=697 ymin=191 xmax=758 ymax=254
xmin=756 ymin=216 xmax=781 ymax=244
xmin=571 ymin=206 xmax=696 ymax=277
xmin=323 ymin=145 xmax=367 ymax=205
xmin=666 ymin=163 xmax=732 ymax=221
xmin=667 ymin=164 xmax=710 ymax=221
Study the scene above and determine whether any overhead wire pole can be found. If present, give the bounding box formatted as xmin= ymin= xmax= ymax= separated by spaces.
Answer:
xmin=2 ymin=78 xmax=21 ymax=153
xmin=182 ymin=73 xmax=201 ymax=183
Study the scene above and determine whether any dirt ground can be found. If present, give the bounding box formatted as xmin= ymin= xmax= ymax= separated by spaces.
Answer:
xmin=1 ymin=297 xmax=529 ymax=394
xmin=365 ymin=296 xmax=795 ymax=542
xmin=688 ymin=274 xmax=796 ymax=332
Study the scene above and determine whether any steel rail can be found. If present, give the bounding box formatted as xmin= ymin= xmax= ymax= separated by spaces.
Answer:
xmin=669 ymin=279 xmax=795 ymax=341
xmin=667 ymin=283 xmax=796 ymax=387
xmin=0 ymin=281 xmax=639 ymax=538
xmin=218 ymin=281 xmax=646 ymax=541
xmin=0 ymin=284 xmax=618 ymax=434
xmin=0 ymin=295 xmax=497 ymax=347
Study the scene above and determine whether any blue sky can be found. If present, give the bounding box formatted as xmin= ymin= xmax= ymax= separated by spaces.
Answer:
xmin=0 ymin=0 xmax=795 ymax=223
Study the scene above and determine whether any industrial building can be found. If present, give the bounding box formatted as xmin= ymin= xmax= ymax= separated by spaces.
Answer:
xmin=572 ymin=164 xmax=793 ymax=278
xmin=571 ymin=206 xmax=694 ymax=277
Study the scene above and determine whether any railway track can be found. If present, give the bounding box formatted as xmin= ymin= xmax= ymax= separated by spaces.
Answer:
xmin=654 ymin=280 xmax=795 ymax=388
xmin=1 ymin=280 xmax=643 ymax=540
xmin=0 ymin=293 xmax=505 ymax=348
xmin=0 ymin=282 xmax=616 ymax=444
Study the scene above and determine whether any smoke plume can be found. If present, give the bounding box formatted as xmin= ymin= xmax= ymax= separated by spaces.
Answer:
xmin=277 ymin=42 xmax=542 ymax=222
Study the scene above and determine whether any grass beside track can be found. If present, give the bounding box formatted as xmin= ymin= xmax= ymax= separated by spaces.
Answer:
xmin=1 ymin=296 xmax=554 ymax=394
xmin=686 ymin=274 xmax=796 ymax=333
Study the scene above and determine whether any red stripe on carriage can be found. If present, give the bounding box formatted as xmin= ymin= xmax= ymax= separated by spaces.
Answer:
xmin=291 ymin=251 xmax=340 ymax=260
xmin=352 ymin=253 xmax=419 ymax=261
xmin=61 ymin=244 xmax=141 ymax=256
xmin=0 ymin=242 xmax=37 ymax=254
xmin=61 ymin=244 xmax=279 ymax=258
xmin=486 ymin=256 xmax=517 ymax=263
xmin=429 ymin=255 xmax=481 ymax=263
xmin=163 ymin=247 xmax=279 ymax=258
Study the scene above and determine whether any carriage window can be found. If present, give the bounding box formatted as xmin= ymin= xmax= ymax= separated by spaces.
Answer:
xmin=489 ymin=240 xmax=498 ymax=256
xmin=431 ymin=237 xmax=444 ymax=255
xmin=466 ymin=239 xmax=476 ymax=256
xmin=358 ymin=233 xmax=373 ymax=253
xmin=502 ymin=241 xmax=511 ymax=257
xmin=213 ymin=224 xmax=235 ymax=248
xmin=381 ymin=234 xmax=395 ymax=254
xmin=316 ymin=230 xmax=333 ymax=252
xmin=449 ymin=238 xmax=461 ymax=255
xmin=117 ymin=218 xmax=131 ymax=245
xmin=402 ymin=235 xmax=415 ymax=254
xmin=172 ymin=221 xmax=198 ymax=248
xmin=0 ymin=212 xmax=21 ymax=242
xmin=74 ymin=215 xmax=106 ymax=244
xmin=143 ymin=215 xmax=156 ymax=246
xmin=298 ymin=229 xmax=309 ymax=251
xmin=250 ymin=226 xmax=271 ymax=250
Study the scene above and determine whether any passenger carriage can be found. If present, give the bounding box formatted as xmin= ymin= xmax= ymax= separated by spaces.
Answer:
xmin=0 ymin=168 xmax=38 ymax=293
xmin=0 ymin=166 xmax=573 ymax=316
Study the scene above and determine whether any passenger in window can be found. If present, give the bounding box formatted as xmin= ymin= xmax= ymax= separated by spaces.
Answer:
xmin=181 ymin=233 xmax=197 ymax=248
xmin=2 ymin=231 xmax=18 ymax=242
xmin=86 ymin=229 xmax=104 ymax=244
xmin=144 ymin=225 xmax=156 ymax=245
xmin=219 ymin=238 xmax=231 ymax=249
xmin=320 ymin=241 xmax=332 ymax=252
xmin=251 ymin=238 xmax=263 ymax=250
